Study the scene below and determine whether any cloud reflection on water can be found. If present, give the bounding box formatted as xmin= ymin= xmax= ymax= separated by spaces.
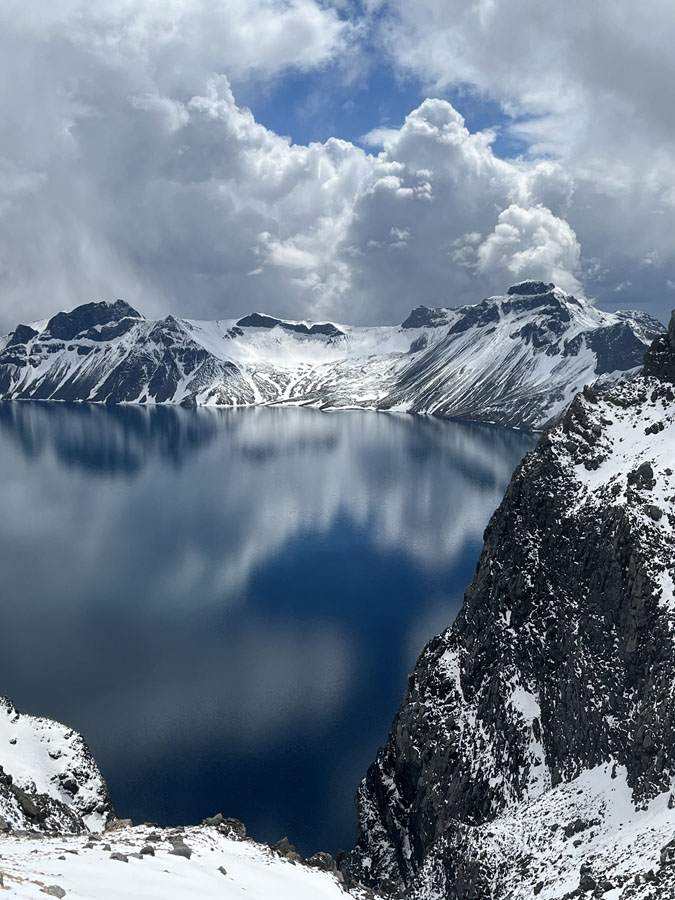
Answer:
xmin=0 ymin=402 xmax=536 ymax=854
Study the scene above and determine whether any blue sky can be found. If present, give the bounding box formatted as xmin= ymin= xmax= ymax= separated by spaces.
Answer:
xmin=236 ymin=62 xmax=528 ymax=159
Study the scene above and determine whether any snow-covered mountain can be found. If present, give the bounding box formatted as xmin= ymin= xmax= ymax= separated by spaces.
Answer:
xmin=0 ymin=696 xmax=113 ymax=834
xmin=0 ymin=282 xmax=662 ymax=429
xmin=349 ymin=311 xmax=675 ymax=898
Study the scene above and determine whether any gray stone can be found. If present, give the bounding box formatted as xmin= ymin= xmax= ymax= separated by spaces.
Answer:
xmin=40 ymin=886 xmax=66 ymax=899
xmin=272 ymin=837 xmax=295 ymax=857
xmin=203 ymin=813 xmax=224 ymax=827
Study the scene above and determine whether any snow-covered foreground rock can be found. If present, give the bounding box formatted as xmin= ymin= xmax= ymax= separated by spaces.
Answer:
xmin=0 ymin=821 xmax=379 ymax=900
xmin=0 ymin=282 xmax=662 ymax=429
xmin=0 ymin=698 xmax=113 ymax=835
xmin=350 ymin=311 xmax=675 ymax=898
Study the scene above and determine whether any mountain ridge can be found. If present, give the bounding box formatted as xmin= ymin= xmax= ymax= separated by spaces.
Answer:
xmin=0 ymin=282 xmax=663 ymax=429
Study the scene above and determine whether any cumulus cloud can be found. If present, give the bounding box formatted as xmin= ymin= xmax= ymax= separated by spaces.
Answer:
xmin=0 ymin=0 xmax=671 ymax=329
xmin=475 ymin=204 xmax=582 ymax=295
xmin=374 ymin=0 xmax=675 ymax=320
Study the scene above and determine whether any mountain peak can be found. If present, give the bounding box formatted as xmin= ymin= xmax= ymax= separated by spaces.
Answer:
xmin=45 ymin=299 xmax=142 ymax=342
xmin=506 ymin=281 xmax=557 ymax=296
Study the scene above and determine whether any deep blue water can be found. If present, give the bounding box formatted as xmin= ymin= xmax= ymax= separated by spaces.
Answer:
xmin=0 ymin=402 xmax=536 ymax=855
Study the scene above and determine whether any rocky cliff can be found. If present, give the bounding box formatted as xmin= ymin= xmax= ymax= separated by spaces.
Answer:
xmin=350 ymin=312 xmax=675 ymax=899
xmin=0 ymin=696 xmax=114 ymax=835
xmin=0 ymin=283 xmax=662 ymax=429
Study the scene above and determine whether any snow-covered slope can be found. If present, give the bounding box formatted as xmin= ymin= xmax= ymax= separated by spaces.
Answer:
xmin=0 ymin=821 xmax=382 ymax=900
xmin=0 ymin=283 xmax=662 ymax=429
xmin=350 ymin=311 xmax=675 ymax=898
xmin=0 ymin=697 xmax=113 ymax=834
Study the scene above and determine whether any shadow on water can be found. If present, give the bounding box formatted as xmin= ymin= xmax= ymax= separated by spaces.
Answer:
xmin=0 ymin=401 xmax=537 ymax=855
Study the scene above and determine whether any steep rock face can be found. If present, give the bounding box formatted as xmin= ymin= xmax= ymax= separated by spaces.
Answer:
xmin=351 ymin=313 xmax=675 ymax=898
xmin=0 ymin=283 xmax=663 ymax=429
xmin=0 ymin=697 xmax=114 ymax=834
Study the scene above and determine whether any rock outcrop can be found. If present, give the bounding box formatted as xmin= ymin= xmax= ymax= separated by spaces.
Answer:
xmin=0 ymin=696 xmax=114 ymax=834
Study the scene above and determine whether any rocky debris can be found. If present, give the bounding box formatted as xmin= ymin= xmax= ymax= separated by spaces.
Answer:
xmin=401 ymin=306 xmax=451 ymax=329
xmin=305 ymin=851 xmax=337 ymax=872
xmin=272 ymin=836 xmax=296 ymax=856
xmin=105 ymin=817 xmax=132 ymax=831
xmin=40 ymin=886 xmax=66 ymax=898
xmin=627 ymin=461 xmax=656 ymax=489
xmin=350 ymin=310 xmax=675 ymax=898
xmin=218 ymin=817 xmax=246 ymax=841
xmin=0 ymin=823 xmax=384 ymax=900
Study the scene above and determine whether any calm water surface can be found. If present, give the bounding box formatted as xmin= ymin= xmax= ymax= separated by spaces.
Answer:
xmin=0 ymin=402 xmax=536 ymax=854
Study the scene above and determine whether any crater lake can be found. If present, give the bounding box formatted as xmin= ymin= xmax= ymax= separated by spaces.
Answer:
xmin=0 ymin=402 xmax=536 ymax=855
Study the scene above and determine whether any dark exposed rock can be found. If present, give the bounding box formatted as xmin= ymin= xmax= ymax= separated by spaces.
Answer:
xmin=45 ymin=300 xmax=141 ymax=342
xmin=236 ymin=312 xmax=281 ymax=328
xmin=280 ymin=321 xmax=343 ymax=338
xmin=643 ymin=309 xmax=675 ymax=383
xmin=401 ymin=306 xmax=451 ymax=329
xmin=7 ymin=324 xmax=39 ymax=347
xmin=272 ymin=837 xmax=296 ymax=857
xmin=218 ymin=818 xmax=246 ymax=841
xmin=507 ymin=281 xmax=555 ymax=296
xmin=109 ymin=852 xmax=128 ymax=863
xmin=304 ymin=851 xmax=336 ymax=872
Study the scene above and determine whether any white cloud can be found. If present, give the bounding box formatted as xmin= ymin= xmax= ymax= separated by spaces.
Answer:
xmin=0 ymin=0 xmax=672 ymax=330
xmin=372 ymin=0 xmax=675 ymax=322
xmin=475 ymin=204 xmax=582 ymax=295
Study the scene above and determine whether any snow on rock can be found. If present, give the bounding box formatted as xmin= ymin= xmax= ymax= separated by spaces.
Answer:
xmin=350 ymin=311 xmax=675 ymax=897
xmin=0 ymin=697 xmax=113 ymax=834
xmin=0 ymin=822 xmax=382 ymax=900
xmin=0 ymin=284 xmax=663 ymax=429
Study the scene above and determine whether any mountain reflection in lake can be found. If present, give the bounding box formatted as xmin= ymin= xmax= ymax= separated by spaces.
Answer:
xmin=0 ymin=402 xmax=536 ymax=855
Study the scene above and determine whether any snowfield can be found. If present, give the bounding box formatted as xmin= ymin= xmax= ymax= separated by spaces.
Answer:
xmin=0 ymin=823 xmax=379 ymax=900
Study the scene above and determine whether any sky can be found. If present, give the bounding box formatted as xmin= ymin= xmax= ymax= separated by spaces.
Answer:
xmin=1 ymin=0 xmax=674 ymax=331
